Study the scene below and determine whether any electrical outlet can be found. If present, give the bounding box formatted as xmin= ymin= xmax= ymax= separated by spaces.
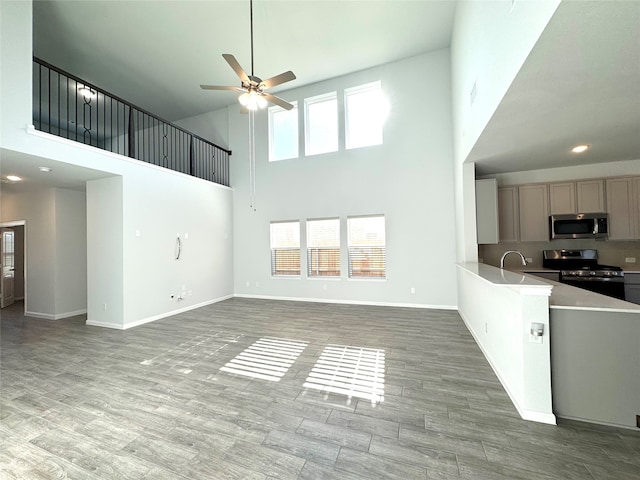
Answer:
xmin=485 ymin=322 xmax=488 ymax=334
xmin=625 ymin=257 xmax=636 ymax=263
xmin=525 ymin=257 xmax=533 ymax=263
xmin=103 ymin=303 xmax=107 ymax=311
xmin=410 ymin=287 xmax=415 ymax=294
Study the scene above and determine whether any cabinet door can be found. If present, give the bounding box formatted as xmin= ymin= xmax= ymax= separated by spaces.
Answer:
xmin=624 ymin=283 xmax=640 ymax=305
xmin=577 ymin=180 xmax=605 ymax=213
xmin=519 ymin=184 xmax=549 ymax=241
xmin=606 ymin=178 xmax=635 ymax=240
xmin=498 ymin=186 xmax=519 ymax=242
xmin=549 ymin=182 xmax=576 ymax=214
xmin=476 ymin=179 xmax=499 ymax=244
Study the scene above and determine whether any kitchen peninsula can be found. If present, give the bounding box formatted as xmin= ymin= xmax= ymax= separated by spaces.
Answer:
xmin=457 ymin=262 xmax=640 ymax=430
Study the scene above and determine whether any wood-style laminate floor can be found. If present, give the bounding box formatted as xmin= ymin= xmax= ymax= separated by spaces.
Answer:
xmin=1 ymin=298 xmax=638 ymax=479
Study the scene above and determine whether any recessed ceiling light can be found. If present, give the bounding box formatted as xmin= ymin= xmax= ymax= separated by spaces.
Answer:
xmin=38 ymin=166 xmax=52 ymax=172
xmin=571 ymin=144 xmax=589 ymax=153
xmin=6 ymin=175 xmax=22 ymax=182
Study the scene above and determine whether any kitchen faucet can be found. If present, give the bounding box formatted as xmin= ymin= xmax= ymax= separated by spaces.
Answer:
xmin=500 ymin=250 xmax=527 ymax=269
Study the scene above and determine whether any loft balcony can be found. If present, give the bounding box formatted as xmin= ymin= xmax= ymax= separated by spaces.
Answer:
xmin=32 ymin=57 xmax=231 ymax=186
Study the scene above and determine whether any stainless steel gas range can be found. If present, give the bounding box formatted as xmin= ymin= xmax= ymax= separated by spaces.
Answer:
xmin=542 ymin=249 xmax=625 ymax=300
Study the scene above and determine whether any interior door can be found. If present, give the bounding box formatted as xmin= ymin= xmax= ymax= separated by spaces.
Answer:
xmin=1 ymin=228 xmax=15 ymax=308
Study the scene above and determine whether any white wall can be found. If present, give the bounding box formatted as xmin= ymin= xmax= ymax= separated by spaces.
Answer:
xmin=450 ymin=0 xmax=560 ymax=164
xmin=0 ymin=0 xmax=32 ymax=141
xmin=121 ymin=167 xmax=233 ymax=327
xmin=483 ymin=158 xmax=640 ymax=186
xmin=174 ymin=109 xmax=230 ymax=149
xmin=55 ymin=188 xmax=87 ymax=316
xmin=1 ymin=189 xmax=55 ymax=316
xmin=457 ymin=264 xmax=555 ymax=424
xmin=224 ymin=51 xmax=457 ymax=308
xmin=1 ymin=187 xmax=86 ymax=318
xmin=1 ymin=0 xmax=234 ymax=329
xmin=449 ymin=0 xmax=560 ymax=262
xmin=86 ymin=176 xmax=124 ymax=328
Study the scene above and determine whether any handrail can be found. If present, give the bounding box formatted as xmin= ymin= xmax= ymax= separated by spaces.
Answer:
xmin=33 ymin=57 xmax=231 ymax=186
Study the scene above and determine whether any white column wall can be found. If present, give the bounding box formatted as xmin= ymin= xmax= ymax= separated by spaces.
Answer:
xmin=55 ymin=188 xmax=88 ymax=317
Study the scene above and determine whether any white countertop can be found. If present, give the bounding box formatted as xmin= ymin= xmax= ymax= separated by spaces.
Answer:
xmin=457 ymin=263 xmax=552 ymax=291
xmin=523 ymin=275 xmax=640 ymax=313
xmin=458 ymin=262 xmax=640 ymax=314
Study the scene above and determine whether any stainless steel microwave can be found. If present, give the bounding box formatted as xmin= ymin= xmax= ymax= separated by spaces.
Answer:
xmin=549 ymin=213 xmax=609 ymax=240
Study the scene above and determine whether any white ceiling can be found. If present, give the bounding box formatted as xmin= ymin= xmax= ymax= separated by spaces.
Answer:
xmin=9 ymin=0 xmax=639 ymax=193
xmin=33 ymin=0 xmax=457 ymax=122
xmin=469 ymin=1 xmax=640 ymax=175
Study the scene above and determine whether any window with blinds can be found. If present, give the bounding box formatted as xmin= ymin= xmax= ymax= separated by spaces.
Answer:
xmin=347 ymin=215 xmax=386 ymax=278
xmin=307 ymin=218 xmax=340 ymax=277
xmin=270 ymin=221 xmax=300 ymax=276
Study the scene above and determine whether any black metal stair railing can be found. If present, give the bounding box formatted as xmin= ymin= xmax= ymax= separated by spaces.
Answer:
xmin=33 ymin=57 xmax=231 ymax=187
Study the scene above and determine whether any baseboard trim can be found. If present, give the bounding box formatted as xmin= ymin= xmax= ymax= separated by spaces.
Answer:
xmin=458 ymin=309 xmax=556 ymax=426
xmin=85 ymin=320 xmax=124 ymax=330
xmin=85 ymin=294 xmax=235 ymax=330
xmin=26 ymin=309 xmax=87 ymax=320
xmin=233 ymin=294 xmax=457 ymax=310
xmin=556 ymin=414 xmax=639 ymax=431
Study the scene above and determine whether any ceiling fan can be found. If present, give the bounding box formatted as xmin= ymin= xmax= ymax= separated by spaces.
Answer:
xmin=200 ymin=0 xmax=296 ymax=111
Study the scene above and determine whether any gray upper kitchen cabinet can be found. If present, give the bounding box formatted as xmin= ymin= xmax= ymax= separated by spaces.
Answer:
xmin=476 ymin=179 xmax=499 ymax=244
xmin=498 ymin=186 xmax=519 ymax=242
xmin=576 ymin=180 xmax=605 ymax=212
xmin=549 ymin=182 xmax=576 ymax=214
xmin=549 ymin=180 xmax=605 ymax=214
xmin=519 ymin=184 xmax=549 ymax=241
xmin=606 ymin=177 xmax=639 ymax=240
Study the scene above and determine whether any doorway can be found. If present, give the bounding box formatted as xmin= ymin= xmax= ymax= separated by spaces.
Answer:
xmin=0 ymin=221 xmax=26 ymax=311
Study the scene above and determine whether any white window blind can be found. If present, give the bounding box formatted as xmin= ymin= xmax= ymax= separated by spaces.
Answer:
xmin=307 ymin=218 xmax=340 ymax=277
xmin=269 ymin=103 xmax=298 ymax=161
xmin=270 ymin=221 xmax=300 ymax=276
xmin=305 ymin=92 xmax=338 ymax=156
xmin=347 ymin=215 xmax=386 ymax=278
xmin=345 ymin=81 xmax=386 ymax=150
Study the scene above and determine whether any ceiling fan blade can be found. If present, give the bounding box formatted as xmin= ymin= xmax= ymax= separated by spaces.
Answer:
xmin=222 ymin=54 xmax=250 ymax=84
xmin=261 ymin=71 xmax=296 ymax=89
xmin=263 ymin=92 xmax=294 ymax=110
xmin=200 ymin=85 xmax=242 ymax=91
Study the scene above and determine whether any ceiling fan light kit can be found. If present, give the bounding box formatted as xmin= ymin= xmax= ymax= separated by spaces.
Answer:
xmin=200 ymin=0 xmax=296 ymax=111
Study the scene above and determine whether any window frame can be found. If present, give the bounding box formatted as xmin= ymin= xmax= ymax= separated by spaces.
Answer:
xmin=270 ymin=220 xmax=301 ymax=277
xmin=344 ymin=81 xmax=385 ymax=150
xmin=347 ymin=214 xmax=386 ymax=280
xmin=268 ymin=102 xmax=299 ymax=162
xmin=304 ymin=92 xmax=338 ymax=157
xmin=306 ymin=217 xmax=341 ymax=278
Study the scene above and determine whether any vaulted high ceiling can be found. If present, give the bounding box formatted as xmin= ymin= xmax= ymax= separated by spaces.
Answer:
xmin=24 ymin=0 xmax=640 ymax=178
xmin=33 ymin=0 xmax=457 ymax=122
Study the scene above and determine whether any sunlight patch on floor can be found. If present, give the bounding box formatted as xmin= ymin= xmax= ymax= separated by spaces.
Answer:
xmin=303 ymin=344 xmax=385 ymax=405
xmin=220 ymin=337 xmax=308 ymax=382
